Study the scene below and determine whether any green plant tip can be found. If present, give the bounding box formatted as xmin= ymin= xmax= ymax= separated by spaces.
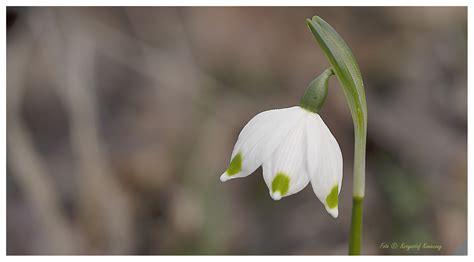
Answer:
xmin=271 ymin=172 xmax=290 ymax=195
xmin=226 ymin=153 xmax=242 ymax=176
xmin=325 ymin=185 xmax=339 ymax=209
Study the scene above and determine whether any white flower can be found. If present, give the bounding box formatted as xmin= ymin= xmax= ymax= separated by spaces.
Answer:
xmin=220 ymin=106 xmax=343 ymax=218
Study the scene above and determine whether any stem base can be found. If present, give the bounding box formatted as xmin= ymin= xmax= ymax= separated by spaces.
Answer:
xmin=349 ymin=196 xmax=364 ymax=255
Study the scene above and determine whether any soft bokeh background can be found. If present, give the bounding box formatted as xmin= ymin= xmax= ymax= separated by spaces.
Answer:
xmin=6 ymin=7 xmax=467 ymax=255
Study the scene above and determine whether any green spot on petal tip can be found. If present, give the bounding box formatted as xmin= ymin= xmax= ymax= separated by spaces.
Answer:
xmin=271 ymin=173 xmax=290 ymax=197
xmin=325 ymin=185 xmax=339 ymax=209
xmin=226 ymin=153 xmax=242 ymax=176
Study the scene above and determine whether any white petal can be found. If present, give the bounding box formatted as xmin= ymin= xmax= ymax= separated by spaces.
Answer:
xmin=306 ymin=113 xmax=343 ymax=218
xmin=262 ymin=111 xmax=311 ymax=200
xmin=221 ymin=106 xmax=306 ymax=182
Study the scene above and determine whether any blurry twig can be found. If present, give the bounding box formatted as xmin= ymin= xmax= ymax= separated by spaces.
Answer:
xmin=25 ymin=8 xmax=134 ymax=254
xmin=7 ymin=24 xmax=77 ymax=254
xmin=62 ymin=35 xmax=134 ymax=254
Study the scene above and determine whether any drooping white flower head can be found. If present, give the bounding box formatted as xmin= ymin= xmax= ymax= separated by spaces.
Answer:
xmin=220 ymin=106 xmax=343 ymax=218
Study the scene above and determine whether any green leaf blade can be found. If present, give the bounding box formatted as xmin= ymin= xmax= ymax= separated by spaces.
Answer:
xmin=306 ymin=16 xmax=367 ymax=130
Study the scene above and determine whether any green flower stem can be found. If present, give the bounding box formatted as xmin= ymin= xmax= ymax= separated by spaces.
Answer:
xmin=349 ymin=123 xmax=366 ymax=255
xmin=349 ymin=196 xmax=363 ymax=255
xmin=306 ymin=16 xmax=367 ymax=255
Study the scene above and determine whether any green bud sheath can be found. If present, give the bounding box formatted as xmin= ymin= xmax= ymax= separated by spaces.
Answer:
xmin=300 ymin=68 xmax=334 ymax=113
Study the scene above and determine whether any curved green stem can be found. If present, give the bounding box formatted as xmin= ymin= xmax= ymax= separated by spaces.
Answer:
xmin=306 ymin=16 xmax=367 ymax=255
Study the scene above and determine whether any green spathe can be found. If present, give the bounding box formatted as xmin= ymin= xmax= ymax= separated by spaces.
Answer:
xmin=226 ymin=153 xmax=242 ymax=176
xmin=325 ymin=185 xmax=339 ymax=209
xmin=300 ymin=68 xmax=334 ymax=113
xmin=271 ymin=173 xmax=290 ymax=195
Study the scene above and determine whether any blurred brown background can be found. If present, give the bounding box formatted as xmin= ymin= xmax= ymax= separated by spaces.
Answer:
xmin=6 ymin=7 xmax=467 ymax=255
